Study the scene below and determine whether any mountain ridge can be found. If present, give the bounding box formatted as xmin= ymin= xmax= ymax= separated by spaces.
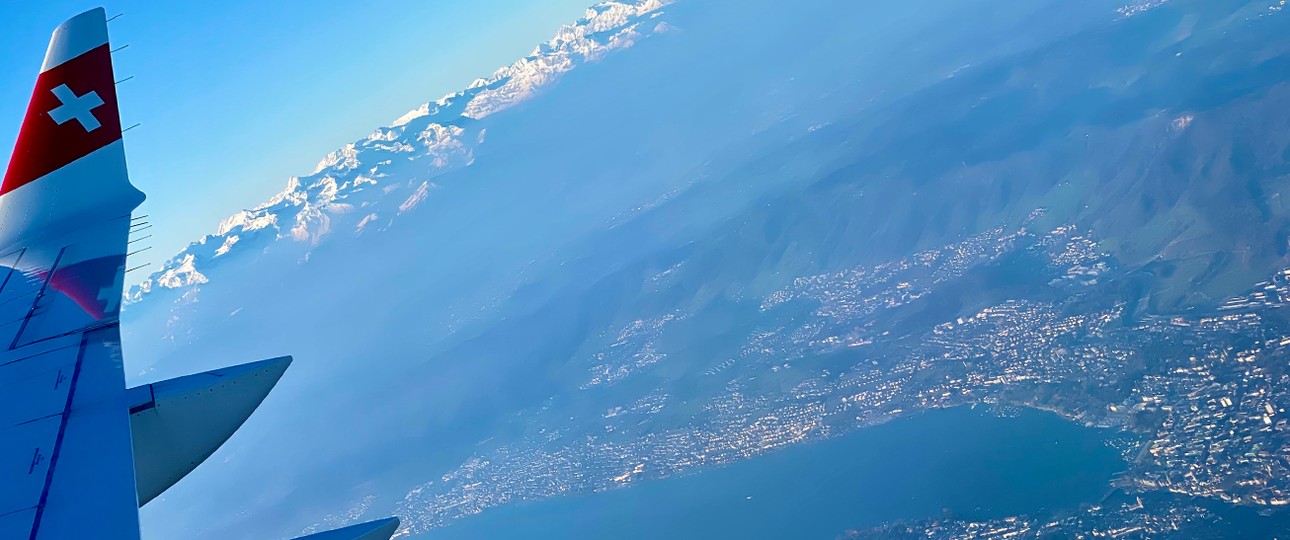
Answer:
xmin=125 ymin=0 xmax=674 ymax=307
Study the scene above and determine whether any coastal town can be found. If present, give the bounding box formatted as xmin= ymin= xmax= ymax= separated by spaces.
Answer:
xmin=393 ymin=221 xmax=1290 ymax=536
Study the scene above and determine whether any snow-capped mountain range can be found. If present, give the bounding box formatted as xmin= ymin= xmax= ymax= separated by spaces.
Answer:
xmin=125 ymin=0 xmax=673 ymax=306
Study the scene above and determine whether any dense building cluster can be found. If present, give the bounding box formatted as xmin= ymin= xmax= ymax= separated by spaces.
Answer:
xmin=394 ymin=220 xmax=1290 ymax=536
xmin=849 ymin=497 xmax=1219 ymax=539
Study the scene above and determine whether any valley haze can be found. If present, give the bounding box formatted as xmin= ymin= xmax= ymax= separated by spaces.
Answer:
xmin=121 ymin=0 xmax=1290 ymax=539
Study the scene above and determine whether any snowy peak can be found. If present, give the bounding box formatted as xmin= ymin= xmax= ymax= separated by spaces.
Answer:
xmin=126 ymin=0 xmax=674 ymax=308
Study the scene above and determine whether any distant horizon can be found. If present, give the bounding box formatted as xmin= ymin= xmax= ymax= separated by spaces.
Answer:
xmin=122 ymin=0 xmax=1290 ymax=538
xmin=0 ymin=0 xmax=603 ymax=276
xmin=7 ymin=1 xmax=1290 ymax=539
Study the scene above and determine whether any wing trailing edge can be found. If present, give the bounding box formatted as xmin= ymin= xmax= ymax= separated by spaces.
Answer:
xmin=292 ymin=518 xmax=401 ymax=540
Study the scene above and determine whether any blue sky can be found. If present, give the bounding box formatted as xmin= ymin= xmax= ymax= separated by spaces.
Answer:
xmin=0 ymin=0 xmax=593 ymax=273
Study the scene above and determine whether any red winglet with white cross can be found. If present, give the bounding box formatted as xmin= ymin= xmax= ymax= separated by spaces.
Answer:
xmin=3 ymin=14 xmax=120 ymax=196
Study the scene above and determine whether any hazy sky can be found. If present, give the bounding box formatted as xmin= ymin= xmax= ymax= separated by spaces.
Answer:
xmin=0 ymin=0 xmax=593 ymax=274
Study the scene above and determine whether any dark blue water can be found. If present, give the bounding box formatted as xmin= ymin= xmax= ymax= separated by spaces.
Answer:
xmin=422 ymin=406 xmax=1126 ymax=539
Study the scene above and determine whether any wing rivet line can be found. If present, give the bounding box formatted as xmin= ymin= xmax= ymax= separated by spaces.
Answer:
xmin=27 ymin=448 xmax=45 ymax=474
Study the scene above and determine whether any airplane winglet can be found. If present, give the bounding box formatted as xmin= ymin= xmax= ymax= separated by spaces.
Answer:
xmin=42 ymin=7 xmax=110 ymax=72
xmin=0 ymin=10 xmax=398 ymax=540
xmin=0 ymin=6 xmax=142 ymax=323
xmin=3 ymin=6 xmax=130 ymax=200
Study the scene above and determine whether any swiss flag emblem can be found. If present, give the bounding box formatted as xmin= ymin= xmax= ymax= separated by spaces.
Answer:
xmin=2 ymin=44 xmax=121 ymax=196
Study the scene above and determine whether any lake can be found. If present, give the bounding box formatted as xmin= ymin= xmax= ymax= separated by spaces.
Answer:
xmin=421 ymin=406 xmax=1127 ymax=539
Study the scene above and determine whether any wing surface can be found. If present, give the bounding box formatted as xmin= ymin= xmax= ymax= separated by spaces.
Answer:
xmin=0 ymin=8 xmax=145 ymax=539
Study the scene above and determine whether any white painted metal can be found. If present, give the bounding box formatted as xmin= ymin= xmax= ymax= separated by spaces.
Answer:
xmin=0 ymin=140 xmax=143 ymax=262
xmin=11 ymin=219 xmax=135 ymax=347
xmin=0 ymin=507 xmax=37 ymax=539
xmin=0 ymin=346 xmax=77 ymax=428
xmin=0 ymin=417 xmax=60 ymax=516
xmin=0 ymin=333 xmax=87 ymax=535
xmin=40 ymin=7 xmax=109 ymax=73
xmin=0 ymin=8 xmax=147 ymax=535
xmin=293 ymin=517 xmax=401 ymax=540
xmin=128 ymin=356 xmax=292 ymax=506
xmin=0 ymin=8 xmax=399 ymax=537
xmin=34 ymin=326 xmax=141 ymax=539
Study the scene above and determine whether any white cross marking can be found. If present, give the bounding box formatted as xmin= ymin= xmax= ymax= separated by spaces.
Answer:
xmin=48 ymin=84 xmax=104 ymax=132
xmin=96 ymin=264 xmax=125 ymax=316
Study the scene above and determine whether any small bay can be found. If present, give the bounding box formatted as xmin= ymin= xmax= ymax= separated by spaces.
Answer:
xmin=427 ymin=406 xmax=1127 ymax=539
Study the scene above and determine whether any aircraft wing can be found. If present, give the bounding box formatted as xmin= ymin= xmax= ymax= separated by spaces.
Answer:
xmin=0 ymin=8 xmax=147 ymax=538
xmin=0 ymin=9 xmax=400 ymax=540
